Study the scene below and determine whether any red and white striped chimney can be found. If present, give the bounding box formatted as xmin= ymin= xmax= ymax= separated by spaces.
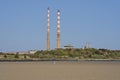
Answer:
xmin=57 ymin=9 xmax=61 ymax=48
xmin=47 ymin=7 xmax=50 ymax=51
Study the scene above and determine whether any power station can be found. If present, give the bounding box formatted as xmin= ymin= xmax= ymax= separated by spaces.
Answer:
xmin=47 ymin=8 xmax=61 ymax=51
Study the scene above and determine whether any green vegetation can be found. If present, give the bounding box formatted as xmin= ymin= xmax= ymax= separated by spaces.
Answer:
xmin=0 ymin=48 xmax=120 ymax=60
xmin=14 ymin=52 xmax=19 ymax=58
xmin=33 ymin=48 xmax=120 ymax=60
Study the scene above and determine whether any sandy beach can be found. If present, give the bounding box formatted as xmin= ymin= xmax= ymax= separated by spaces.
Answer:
xmin=0 ymin=61 xmax=120 ymax=80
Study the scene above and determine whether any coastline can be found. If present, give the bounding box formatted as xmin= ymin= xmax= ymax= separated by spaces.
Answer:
xmin=0 ymin=59 xmax=120 ymax=62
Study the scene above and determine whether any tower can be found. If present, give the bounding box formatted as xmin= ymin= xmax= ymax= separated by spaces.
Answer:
xmin=57 ymin=10 xmax=61 ymax=48
xmin=47 ymin=7 xmax=50 ymax=51
xmin=85 ymin=42 xmax=90 ymax=49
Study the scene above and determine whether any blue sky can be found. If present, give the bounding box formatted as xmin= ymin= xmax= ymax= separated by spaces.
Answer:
xmin=0 ymin=0 xmax=120 ymax=52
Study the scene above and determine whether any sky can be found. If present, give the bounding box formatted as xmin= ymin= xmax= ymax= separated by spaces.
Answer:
xmin=0 ymin=0 xmax=120 ymax=52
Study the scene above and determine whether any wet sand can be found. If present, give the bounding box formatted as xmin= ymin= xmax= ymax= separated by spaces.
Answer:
xmin=0 ymin=61 xmax=120 ymax=80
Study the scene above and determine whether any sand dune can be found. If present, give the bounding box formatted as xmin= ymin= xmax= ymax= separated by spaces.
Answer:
xmin=0 ymin=61 xmax=120 ymax=80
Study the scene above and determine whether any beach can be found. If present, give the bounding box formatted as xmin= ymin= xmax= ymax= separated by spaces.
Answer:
xmin=0 ymin=61 xmax=120 ymax=80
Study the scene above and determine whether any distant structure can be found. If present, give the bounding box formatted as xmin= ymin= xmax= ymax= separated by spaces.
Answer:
xmin=47 ymin=7 xmax=50 ymax=51
xmin=64 ymin=44 xmax=74 ymax=49
xmin=85 ymin=42 xmax=90 ymax=49
xmin=57 ymin=10 xmax=61 ymax=49
xmin=29 ymin=50 xmax=38 ymax=54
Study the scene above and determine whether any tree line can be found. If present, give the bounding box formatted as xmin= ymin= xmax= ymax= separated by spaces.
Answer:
xmin=0 ymin=48 xmax=120 ymax=60
xmin=33 ymin=48 xmax=120 ymax=60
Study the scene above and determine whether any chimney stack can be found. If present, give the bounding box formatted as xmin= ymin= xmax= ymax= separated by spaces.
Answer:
xmin=57 ymin=10 xmax=61 ymax=49
xmin=47 ymin=7 xmax=50 ymax=51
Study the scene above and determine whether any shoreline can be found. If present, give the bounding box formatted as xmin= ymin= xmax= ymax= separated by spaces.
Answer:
xmin=0 ymin=59 xmax=120 ymax=62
